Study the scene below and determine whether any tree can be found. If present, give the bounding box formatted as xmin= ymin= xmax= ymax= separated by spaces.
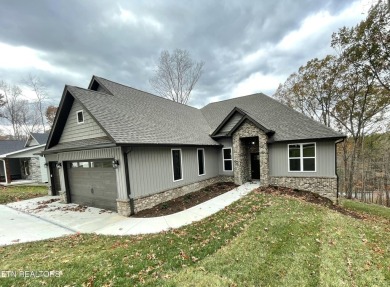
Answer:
xmin=275 ymin=1 xmax=390 ymax=200
xmin=331 ymin=1 xmax=390 ymax=92
xmin=0 ymin=80 xmax=42 ymax=139
xmin=45 ymin=105 xmax=58 ymax=130
xmin=149 ymin=49 xmax=204 ymax=104
xmin=25 ymin=74 xmax=48 ymax=132
xmin=274 ymin=55 xmax=340 ymax=127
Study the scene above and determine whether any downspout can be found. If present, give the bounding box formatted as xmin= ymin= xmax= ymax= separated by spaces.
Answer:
xmin=0 ymin=159 xmax=8 ymax=184
xmin=123 ymin=147 xmax=134 ymax=215
xmin=335 ymin=138 xmax=345 ymax=204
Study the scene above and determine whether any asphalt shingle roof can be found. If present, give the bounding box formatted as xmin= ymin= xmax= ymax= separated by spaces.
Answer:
xmin=67 ymin=78 xmax=219 ymax=146
xmin=0 ymin=140 xmax=26 ymax=155
xmin=201 ymin=93 xmax=344 ymax=142
xmin=58 ymin=76 xmax=343 ymax=147
xmin=31 ymin=133 xmax=49 ymax=145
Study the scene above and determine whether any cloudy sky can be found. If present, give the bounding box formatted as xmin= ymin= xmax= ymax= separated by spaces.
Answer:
xmin=0 ymin=0 xmax=373 ymax=108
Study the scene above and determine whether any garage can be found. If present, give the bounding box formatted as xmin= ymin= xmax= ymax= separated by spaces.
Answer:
xmin=66 ymin=159 xmax=117 ymax=211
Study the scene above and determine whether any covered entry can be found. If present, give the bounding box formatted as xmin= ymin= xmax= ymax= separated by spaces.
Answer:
xmin=66 ymin=159 xmax=117 ymax=211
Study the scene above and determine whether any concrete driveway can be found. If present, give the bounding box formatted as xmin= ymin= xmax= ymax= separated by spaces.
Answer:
xmin=1 ymin=182 xmax=259 ymax=246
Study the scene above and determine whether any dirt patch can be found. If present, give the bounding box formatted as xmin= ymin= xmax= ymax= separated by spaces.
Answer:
xmin=134 ymin=182 xmax=238 ymax=218
xmin=258 ymin=186 xmax=366 ymax=220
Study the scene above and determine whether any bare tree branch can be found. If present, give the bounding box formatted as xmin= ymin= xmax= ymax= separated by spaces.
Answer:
xmin=150 ymin=49 xmax=204 ymax=104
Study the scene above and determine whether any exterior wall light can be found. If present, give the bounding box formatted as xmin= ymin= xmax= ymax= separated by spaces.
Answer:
xmin=112 ymin=160 xmax=120 ymax=169
xmin=56 ymin=162 xmax=62 ymax=169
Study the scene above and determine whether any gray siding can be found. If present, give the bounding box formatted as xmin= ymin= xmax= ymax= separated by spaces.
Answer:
xmin=219 ymin=112 xmax=243 ymax=134
xmin=128 ymin=146 xmax=219 ymax=198
xmin=55 ymin=147 xmax=128 ymax=200
xmin=59 ymin=100 xmax=107 ymax=143
xmin=269 ymin=141 xmax=336 ymax=177
xmin=216 ymin=138 xmax=234 ymax=176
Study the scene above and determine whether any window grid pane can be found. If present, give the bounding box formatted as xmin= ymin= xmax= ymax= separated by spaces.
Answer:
xmin=289 ymin=143 xmax=315 ymax=172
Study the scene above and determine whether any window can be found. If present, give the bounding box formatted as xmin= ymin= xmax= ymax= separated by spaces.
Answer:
xmin=197 ymin=148 xmax=205 ymax=176
xmin=223 ymin=148 xmax=233 ymax=171
xmin=288 ymin=143 xmax=316 ymax=172
xmin=69 ymin=160 xmax=113 ymax=169
xmin=171 ymin=149 xmax=183 ymax=181
xmin=76 ymin=110 xmax=84 ymax=124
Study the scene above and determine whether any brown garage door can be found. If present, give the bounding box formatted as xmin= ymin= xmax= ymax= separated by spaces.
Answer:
xmin=67 ymin=160 xmax=117 ymax=211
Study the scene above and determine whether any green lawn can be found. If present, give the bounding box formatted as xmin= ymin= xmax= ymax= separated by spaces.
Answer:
xmin=0 ymin=185 xmax=48 ymax=204
xmin=340 ymin=198 xmax=390 ymax=220
xmin=0 ymin=189 xmax=389 ymax=286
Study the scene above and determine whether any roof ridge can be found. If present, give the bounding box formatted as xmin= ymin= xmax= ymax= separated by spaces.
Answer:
xmin=94 ymin=76 xmax=202 ymax=111
xmin=201 ymin=93 xmax=267 ymax=109
xmin=68 ymin=85 xmax=113 ymax=97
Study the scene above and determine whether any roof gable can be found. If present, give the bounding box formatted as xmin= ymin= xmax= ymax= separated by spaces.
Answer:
xmin=202 ymin=93 xmax=344 ymax=142
xmin=46 ymin=86 xmax=113 ymax=150
xmin=211 ymin=107 xmax=274 ymax=137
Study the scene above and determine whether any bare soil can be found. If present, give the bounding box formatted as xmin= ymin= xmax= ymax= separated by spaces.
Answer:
xmin=133 ymin=182 xmax=238 ymax=217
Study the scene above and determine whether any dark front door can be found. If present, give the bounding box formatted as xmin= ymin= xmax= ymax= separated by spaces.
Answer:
xmin=251 ymin=153 xmax=260 ymax=180
xmin=49 ymin=162 xmax=61 ymax=195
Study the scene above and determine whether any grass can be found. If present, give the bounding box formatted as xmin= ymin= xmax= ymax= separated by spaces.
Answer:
xmin=0 ymin=185 xmax=48 ymax=204
xmin=340 ymin=198 xmax=390 ymax=220
xmin=0 ymin=189 xmax=389 ymax=286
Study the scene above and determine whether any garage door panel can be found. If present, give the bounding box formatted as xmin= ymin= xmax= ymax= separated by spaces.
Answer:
xmin=67 ymin=160 xmax=117 ymax=211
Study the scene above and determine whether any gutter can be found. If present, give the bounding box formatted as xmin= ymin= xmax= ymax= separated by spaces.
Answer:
xmin=41 ymin=143 xmax=116 ymax=155
xmin=335 ymin=137 xmax=345 ymax=203
xmin=123 ymin=147 xmax=134 ymax=215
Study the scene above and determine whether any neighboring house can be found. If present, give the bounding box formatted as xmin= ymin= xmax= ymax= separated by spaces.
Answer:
xmin=0 ymin=133 xmax=49 ymax=184
xmin=43 ymin=76 xmax=345 ymax=216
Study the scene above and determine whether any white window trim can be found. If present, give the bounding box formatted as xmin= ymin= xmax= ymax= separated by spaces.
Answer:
xmin=197 ymin=148 xmax=206 ymax=176
xmin=171 ymin=148 xmax=183 ymax=182
xmin=76 ymin=110 xmax=84 ymax=124
xmin=222 ymin=147 xmax=233 ymax=172
xmin=288 ymin=143 xmax=316 ymax=172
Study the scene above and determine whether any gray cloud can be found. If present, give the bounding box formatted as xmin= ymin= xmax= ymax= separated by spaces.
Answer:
xmin=0 ymin=0 xmax=366 ymax=108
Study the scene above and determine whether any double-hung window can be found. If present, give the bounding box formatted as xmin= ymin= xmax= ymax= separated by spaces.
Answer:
xmin=223 ymin=148 xmax=233 ymax=171
xmin=171 ymin=149 xmax=183 ymax=181
xmin=288 ymin=143 xmax=316 ymax=172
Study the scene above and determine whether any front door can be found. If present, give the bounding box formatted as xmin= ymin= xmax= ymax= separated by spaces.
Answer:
xmin=251 ymin=153 xmax=260 ymax=180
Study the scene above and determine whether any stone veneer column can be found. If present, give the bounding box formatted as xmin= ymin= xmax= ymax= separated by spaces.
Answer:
xmin=232 ymin=120 xmax=269 ymax=186
xmin=30 ymin=157 xmax=41 ymax=182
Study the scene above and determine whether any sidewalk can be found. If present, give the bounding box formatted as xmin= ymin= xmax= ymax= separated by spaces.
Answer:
xmin=2 ymin=181 xmax=259 ymax=245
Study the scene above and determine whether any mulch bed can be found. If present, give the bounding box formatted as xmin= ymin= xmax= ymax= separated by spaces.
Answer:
xmin=133 ymin=182 xmax=238 ymax=218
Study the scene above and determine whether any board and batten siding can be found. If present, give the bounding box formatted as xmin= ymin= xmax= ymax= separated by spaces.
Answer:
xmin=128 ymin=146 xmax=219 ymax=199
xmin=216 ymin=138 xmax=234 ymax=176
xmin=59 ymin=100 xmax=107 ymax=143
xmin=269 ymin=141 xmax=336 ymax=177
xmin=219 ymin=112 xmax=243 ymax=134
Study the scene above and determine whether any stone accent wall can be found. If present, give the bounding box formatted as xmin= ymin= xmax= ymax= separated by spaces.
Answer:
xmin=269 ymin=176 xmax=337 ymax=197
xmin=232 ymin=120 xmax=269 ymax=186
xmin=116 ymin=199 xmax=131 ymax=217
xmin=133 ymin=175 xmax=234 ymax=214
xmin=30 ymin=157 xmax=41 ymax=182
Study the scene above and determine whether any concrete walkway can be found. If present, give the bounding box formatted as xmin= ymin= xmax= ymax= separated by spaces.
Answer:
xmin=1 ymin=181 xmax=259 ymax=245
